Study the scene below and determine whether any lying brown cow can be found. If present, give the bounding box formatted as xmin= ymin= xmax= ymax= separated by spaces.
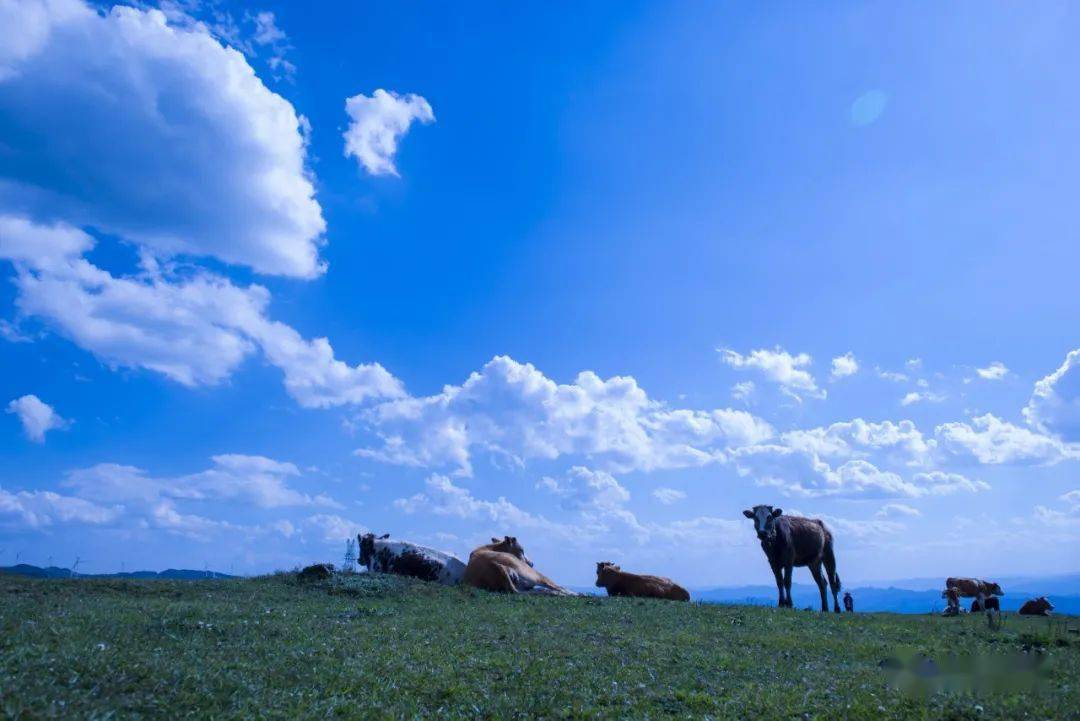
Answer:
xmin=595 ymin=562 xmax=689 ymax=601
xmin=1019 ymin=596 xmax=1054 ymax=616
xmin=945 ymin=577 xmax=1003 ymax=598
xmin=463 ymin=537 xmax=573 ymax=595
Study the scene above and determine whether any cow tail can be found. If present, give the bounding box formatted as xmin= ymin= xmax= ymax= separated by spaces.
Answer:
xmin=823 ymin=530 xmax=841 ymax=592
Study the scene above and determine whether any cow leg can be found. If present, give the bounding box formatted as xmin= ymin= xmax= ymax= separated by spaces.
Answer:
xmin=782 ymin=564 xmax=794 ymax=608
xmin=809 ymin=563 xmax=828 ymax=612
xmin=771 ymin=563 xmax=785 ymax=608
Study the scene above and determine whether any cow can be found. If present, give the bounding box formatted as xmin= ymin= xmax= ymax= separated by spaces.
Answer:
xmin=594 ymin=562 xmax=690 ymax=601
xmin=463 ymin=538 xmax=574 ymax=595
xmin=357 ymin=533 xmax=466 ymax=585
xmin=471 ymin=536 xmax=533 ymax=566
xmin=1018 ymin=596 xmax=1054 ymax=616
xmin=971 ymin=596 xmax=1001 ymax=613
xmin=743 ymin=505 xmax=841 ymax=612
xmin=298 ymin=563 xmax=334 ymax=582
xmin=843 ymin=591 xmax=854 ymax=613
xmin=944 ymin=577 xmax=1004 ymax=598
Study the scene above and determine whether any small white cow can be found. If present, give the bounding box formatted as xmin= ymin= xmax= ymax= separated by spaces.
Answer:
xmin=358 ymin=533 xmax=466 ymax=585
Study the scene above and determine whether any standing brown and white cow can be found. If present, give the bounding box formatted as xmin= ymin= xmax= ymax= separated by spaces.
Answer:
xmin=743 ymin=505 xmax=842 ymax=612
xmin=944 ymin=577 xmax=1004 ymax=599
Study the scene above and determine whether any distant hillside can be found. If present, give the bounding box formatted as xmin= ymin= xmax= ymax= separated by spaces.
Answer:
xmin=0 ymin=564 xmax=235 ymax=580
xmin=691 ymin=581 xmax=1080 ymax=615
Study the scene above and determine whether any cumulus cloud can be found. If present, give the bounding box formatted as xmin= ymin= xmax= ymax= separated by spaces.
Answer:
xmin=877 ymin=503 xmax=921 ymax=519
xmin=779 ymin=419 xmax=933 ymax=465
xmin=652 ymin=487 xmax=686 ymax=505
xmin=0 ymin=216 xmax=403 ymax=405
xmin=343 ymin=89 xmax=434 ymax=177
xmin=356 ymin=355 xmax=773 ymax=476
xmin=0 ymin=486 xmax=120 ymax=530
xmin=302 ymin=514 xmax=365 ymax=543
xmin=733 ymin=442 xmax=986 ymax=500
xmin=718 ymin=346 xmax=824 ymax=401
xmin=731 ymin=381 xmax=755 ymax=402
xmin=936 ymin=414 xmax=1079 ymax=465
xmin=6 ymin=394 xmax=69 ymax=442
xmin=830 ymin=352 xmax=859 ymax=380
xmin=538 ymin=466 xmax=630 ymax=513
xmin=1024 ymin=349 xmax=1080 ymax=442
xmin=975 ymin=361 xmax=1009 ymax=381
xmin=394 ymin=474 xmax=560 ymax=534
xmin=0 ymin=1 xmax=325 ymax=278
xmin=901 ymin=391 xmax=945 ymax=406
xmin=64 ymin=455 xmax=339 ymax=509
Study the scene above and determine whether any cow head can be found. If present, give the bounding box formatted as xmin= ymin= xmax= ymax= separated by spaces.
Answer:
xmin=1036 ymin=596 xmax=1054 ymax=612
xmin=357 ymin=533 xmax=389 ymax=567
xmin=743 ymin=505 xmax=783 ymax=541
xmin=489 ymin=536 xmax=533 ymax=567
xmin=595 ymin=561 xmax=619 ymax=587
xmin=984 ymin=581 xmax=1004 ymax=596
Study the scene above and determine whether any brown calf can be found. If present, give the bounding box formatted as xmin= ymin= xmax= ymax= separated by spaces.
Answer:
xmin=463 ymin=539 xmax=573 ymax=596
xmin=1018 ymin=597 xmax=1054 ymax=616
xmin=594 ymin=562 xmax=689 ymax=602
xmin=743 ymin=505 xmax=841 ymax=612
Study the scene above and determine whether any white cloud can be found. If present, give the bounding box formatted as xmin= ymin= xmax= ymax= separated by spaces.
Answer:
xmin=652 ymin=487 xmax=686 ymax=505
xmin=905 ymin=358 xmax=923 ymax=372
xmin=733 ymin=442 xmax=985 ymax=500
xmin=975 ymin=361 xmax=1008 ymax=381
xmin=343 ymin=89 xmax=434 ymax=177
xmin=936 ymin=413 xmax=1079 ymax=465
xmin=909 ymin=471 xmax=990 ymax=495
xmin=830 ymin=352 xmax=859 ymax=380
xmin=0 ymin=486 xmax=120 ymax=530
xmin=718 ymin=346 xmax=824 ymax=401
xmin=394 ymin=474 xmax=560 ymax=534
xmin=877 ymin=503 xmax=921 ymax=519
xmin=357 ymin=355 xmax=773 ymax=476
xmin=779 ymin=418 xmax=933 ymax=465
xmin=6 ymin=394 xmax=69 ymax=442
xmin=251 ymin=10 xmax=285 ymax=45
xmin=1024 ymin=349 xmax=1080 ymax=442
xmin=0 ymin=1 xmax=325 ymax=278
xmin=876 ymin=368 xmax=908 ymax=383
xmin=302 ymin=514 xmax=365 ymax=543
xmin=64 ymin=455 xmax=339 ymax=509
xmin=1 ymin=216 xmax=403 ymax=405
xmin=731 ymin=380 xmax=755 ymax=402
xmin=538 ymin=466 xmax=630 ymax=512
xmin=901 ymin=391 xmax=945 ymax=406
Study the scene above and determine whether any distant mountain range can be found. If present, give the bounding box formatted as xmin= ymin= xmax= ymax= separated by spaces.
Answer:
xmin=578 ymin=573 xmax=1080 ymax=614
xmin=0 ymin=564 xmax=235 ymax=580
xmin=5 ymin=564 xmax=1076 ymax=613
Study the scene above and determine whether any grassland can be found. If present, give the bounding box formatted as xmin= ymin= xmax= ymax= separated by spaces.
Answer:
xmin=1 ymin=573 xmax=1077 ymax=720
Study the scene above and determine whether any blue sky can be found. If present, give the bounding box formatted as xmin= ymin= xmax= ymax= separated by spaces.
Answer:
xmin=1 ymin=0 xmax=1078 ymax=586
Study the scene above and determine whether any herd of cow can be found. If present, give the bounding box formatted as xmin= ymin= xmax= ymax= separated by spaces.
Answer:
xmin=351 ymin=504 xmax=1058 ymax=616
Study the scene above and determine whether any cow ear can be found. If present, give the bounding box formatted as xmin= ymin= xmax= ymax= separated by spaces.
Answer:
xmin=772 ymin=508 xmax=783 ymax=517
xmin=742 ymin=509 xmax=754 ymax=519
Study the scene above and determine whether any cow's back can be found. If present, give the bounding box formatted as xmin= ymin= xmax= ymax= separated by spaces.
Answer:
xmin=945 ymin=577 xmax=981 ymax=597
xmin=783 ymin=516 xmax=828 ymax=566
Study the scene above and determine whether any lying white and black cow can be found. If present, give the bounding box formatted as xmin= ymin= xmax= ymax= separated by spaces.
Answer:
xmin=357 ymin=533 xmax=466 ymax=585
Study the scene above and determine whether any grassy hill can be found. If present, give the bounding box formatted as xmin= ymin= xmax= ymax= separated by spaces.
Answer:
xmin=1 ymin=574 xmax=1077 ymax=719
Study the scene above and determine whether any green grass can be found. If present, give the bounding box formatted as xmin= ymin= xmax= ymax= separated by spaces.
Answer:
xmin=1 ymin=574 xmax=1077 ymax=719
